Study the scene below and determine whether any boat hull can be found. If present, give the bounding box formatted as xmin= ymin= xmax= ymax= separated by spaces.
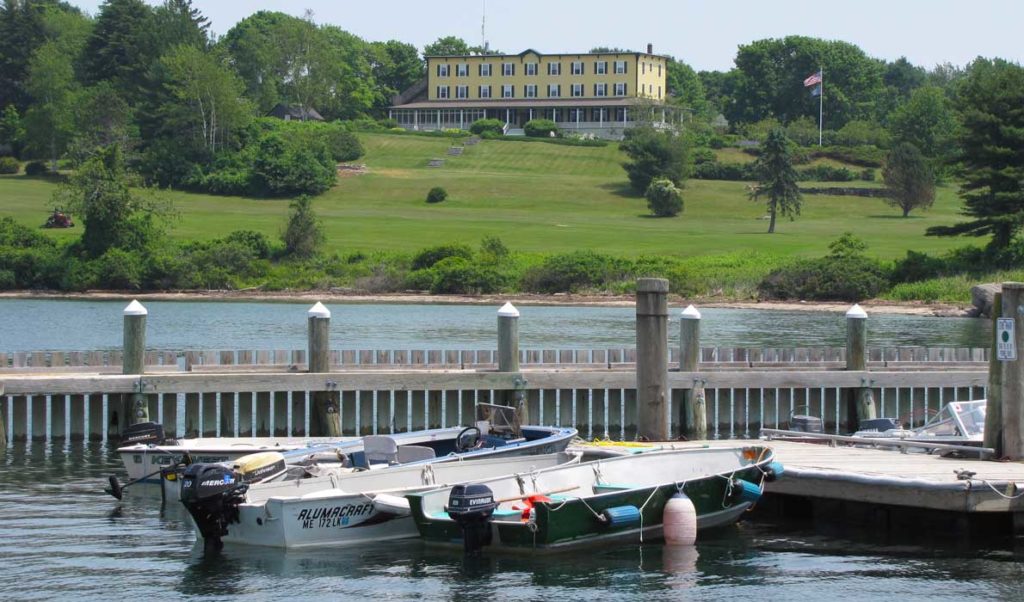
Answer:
xmin=408 ymin=446 xmax=774 ymax=552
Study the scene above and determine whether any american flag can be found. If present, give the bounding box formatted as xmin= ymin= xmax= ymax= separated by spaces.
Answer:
xmin=803 ymin=70 xmax=822 ymax=87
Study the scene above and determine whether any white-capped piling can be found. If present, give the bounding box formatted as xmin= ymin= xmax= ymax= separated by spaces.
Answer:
xmin=984 ymin=292 xmax=1003 ymax=454
xmin=636 ymin=278 xmax=669 ymax=441
xmin=497 ymin=302 xmax=527 ymax=423
xmin=123 ymin=300 xmax=148 ymax=425
xmin=998 ymin=283 xmax=1024 ymax=460
xmin=307 ymin=302 xmax=340 ymax=437
xmin=845 ymin=304 xmax=875 ymax=425
xmin=680 ymin=305 xmax=706 ymax=440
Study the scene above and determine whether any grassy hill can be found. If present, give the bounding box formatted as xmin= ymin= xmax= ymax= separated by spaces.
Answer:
xmin=0 ymin=132 xmax=968 ymax=260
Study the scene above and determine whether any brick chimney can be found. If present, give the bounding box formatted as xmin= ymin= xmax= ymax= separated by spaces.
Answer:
xmin=647 ymin=43 xmax=653 ymax=54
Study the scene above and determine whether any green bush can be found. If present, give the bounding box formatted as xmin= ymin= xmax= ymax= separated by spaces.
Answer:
xmin=470 ymin=118 xmax=504 ymax=136
xmin=93 ymin=248 xmax=144 ymax=290
xmin=645 ymin=178 xmax=684 ymax=217
xmin=222 ymin=230 xmax=272 ymax=259
xmin=797 ymin=165 xmax=856 ymax=182
xmin=326 ymin=128 xmax=364 ymax=162
xmin=282 ymin=195 xmax=324 ymax=258
xmin=758 ymin=235 xmax=890 ymax=301
xmin=377 ymin=118 xmax=399 ymax=129
xmin=0 ymin=156 xmax=18 ymax=174
xmin=524 ymin=119 xmax=558 ymax=138
xmin=24 ymin=160 xmax=47 ymax=176
xmin=691 ymin=161 xmax=758 ymax=181
xmin=522 ymin=251 xmax=626 ymax=293
xmin=429 ymin=256 xmax=510 ymax=294
xmin=426 ymin=186 xmax=448 ymax=203
xmin=891 ymin=250 xmax=948 ymax=283
xmin=620 ymin=126 xmax=689 ymax=192
xmin=860 ymin=168 xmax=875 ymax=182
xmin=0 ymin=269 xmax=15 ymax=290
xmin=411 ymin=243 xmax=473 ymax=270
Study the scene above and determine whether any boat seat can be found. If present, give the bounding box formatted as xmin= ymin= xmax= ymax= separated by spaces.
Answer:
xmin=362 ymin=435 xmax=399 ymax=466
xmin=593 ymin=483 xmax=640 ymax=494
xmin=397 ymin=445 xmax=436 ymax=463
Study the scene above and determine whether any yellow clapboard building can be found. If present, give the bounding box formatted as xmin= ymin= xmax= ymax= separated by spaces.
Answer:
xmin=389 ymin=44 xmax=680 ymax=139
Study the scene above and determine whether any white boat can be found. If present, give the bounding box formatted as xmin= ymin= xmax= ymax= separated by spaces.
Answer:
xmin=852 ymin=400 xmax=986 ymax=448
xmin=116 ymin=421 xmax=358 ymax=482
xmin=182 ymin=452 xmax=580 ymax=550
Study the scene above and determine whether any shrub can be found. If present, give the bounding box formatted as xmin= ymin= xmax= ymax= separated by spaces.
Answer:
xmin=860 ymin=168 xmax=875 ymax=182
xmin=797 ymin=165 xmax=856 ymax=182
xmin=326 ymin=128 xmax=364 ymax=162
xmin=222 ymin=230 xmax=272 ymax=259
xmin=691 ymin=147 xmax=716 ymax=165
xmin=0 ymin=156 xmax=18 ymax=174
xmin=524 ymin=119 xmax=558 ymax=138
xmin=93 ymin=248 xmax=144 ymax=289
xmin=429 ymin=256 xmax=510 ymax=294
xmin=24 ymin=160 xmax=47 ymax=176
xmin=282 ymin=195 xmax=324 ymax=258
xmin=377 ymin=118 xmax=399 ymax=129
xmin=411 ymin=243 xmax=473 ymax=270
xmin=891 ymin=250 xmax=948 ymax=283
xmin=691 ymin=161 xmax=758 ymax=181
xmin=426 ymin=186 xmax=448 ymax=203
xmin=645 ymin=178 xmax=684 ymax=217
xmin=479 ymin=235 xmax=509 ymax=262
xmin=0 ymin=269 xmax=15 ymax=290
xmin=620 ymin=126 xmax=689 ymax=192
xmin=470 ymin=118 xmax=504 ymax=136
xmin=757 ymin=235 xmax=891 ymax=301
xmin=522 ymin=251 xmax=626 ymax=293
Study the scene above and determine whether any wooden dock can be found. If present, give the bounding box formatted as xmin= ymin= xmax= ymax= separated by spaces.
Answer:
xmin=579 ymin=439 xmax=1024 ymax=537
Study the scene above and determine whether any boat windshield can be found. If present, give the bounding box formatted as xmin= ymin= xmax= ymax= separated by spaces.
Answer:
xmin=915 ymin=401 xmax=985 ymax=438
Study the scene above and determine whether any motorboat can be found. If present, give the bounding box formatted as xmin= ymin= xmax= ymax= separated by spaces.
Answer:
xmin=407 ymin=445 xmax=780 ymax=553
xmin=183 ymin=452 xmax=580 ymax=550
xmin=852 ymin=400 xmax=986 ymax=447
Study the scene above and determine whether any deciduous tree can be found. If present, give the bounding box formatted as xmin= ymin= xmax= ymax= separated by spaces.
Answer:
xmin=883 ymin=142 xmax=935 ymax=217
xmin=620 ymin=125 xmax=688 ymax=193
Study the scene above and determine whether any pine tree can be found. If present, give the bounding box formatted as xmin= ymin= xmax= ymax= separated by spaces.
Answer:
xmin=750 ymin=129 xmax=802 ymax=233
xmin=883 ymin=142 xmax=935 ymax=217
xmin=927 ymin=59 xmax=1024 ymax=250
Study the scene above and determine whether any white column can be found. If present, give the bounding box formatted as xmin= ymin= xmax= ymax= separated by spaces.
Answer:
xmin=414 ymin=110 xmax=418 ymax=129
xmin=623 ymin=108 xmax=628 ymax=125
xmin=460 ymin=109 xmax=464 ymax=130
xmin=437 ymin=109 xmax=441 ymax=130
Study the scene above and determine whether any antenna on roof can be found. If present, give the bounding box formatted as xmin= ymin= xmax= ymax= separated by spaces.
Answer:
xmin=481 ymin=0 xmax=488 ymax=53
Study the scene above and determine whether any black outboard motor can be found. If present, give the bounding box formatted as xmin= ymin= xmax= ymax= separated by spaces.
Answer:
xmin=179 ymin=463 xmax=248 ymax=553
xmin=121 ymin=421 xmax=166 ymax=446
xmin=446 ymin=483 xmax=496 ymax=556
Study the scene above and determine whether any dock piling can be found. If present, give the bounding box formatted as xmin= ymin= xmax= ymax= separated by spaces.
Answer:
xmin=307 ymin=302 xmax=340 ymax=437
xmin=636 ymin=278 xmax=669 ymax=441
xmin=999 ymin=283 xmax=1024 ymax=460
xmin=122 ymin=300 xmax=148 ymax=426
xmin=497 ymin=302 xmax=527 ymax=424
xmin=679 ymin=305 xmax=707 ymax=440
xmin=845 ymin=304 xmax=875 ymax=426
xmin=984 ymin=292 xmax=1003 ymax=455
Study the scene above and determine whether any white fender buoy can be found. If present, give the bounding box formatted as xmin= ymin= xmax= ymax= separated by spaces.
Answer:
xmin=663 ymin=493 xmax=697 ymax=546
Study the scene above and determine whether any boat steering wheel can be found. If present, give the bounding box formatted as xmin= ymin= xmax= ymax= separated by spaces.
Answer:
xmin=455 ymin=426 xmax=482 ymax=452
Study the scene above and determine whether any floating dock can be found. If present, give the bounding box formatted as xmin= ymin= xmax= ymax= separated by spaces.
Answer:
xmin=576 ymin=439 xmax=1024 ymax=538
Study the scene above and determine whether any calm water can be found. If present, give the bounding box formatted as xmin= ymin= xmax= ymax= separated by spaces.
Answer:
xmin=1 ymin=441 xmax=1022 ymax=601
xmin=0 ymin=299 xmax=990 ymax=352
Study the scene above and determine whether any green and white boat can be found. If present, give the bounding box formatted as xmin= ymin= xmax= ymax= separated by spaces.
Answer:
xmin=406 ymin=445 xmax=779 ymax=553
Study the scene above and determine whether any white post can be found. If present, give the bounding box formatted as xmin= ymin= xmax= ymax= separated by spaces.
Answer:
xmin=123 ymin=300 xmax=148 ymax=425
xmin=437 ymin=109 xmax=441 ymax=130
xmin=460 ymin=109 xmax=464 ymax=130
xmin=818 ymin=66 xmax=824 ymax=147
xmin=414 ymin=110 xmax=418 ymax=130
xmin=623 ymin=108 xmax=628 ymax=125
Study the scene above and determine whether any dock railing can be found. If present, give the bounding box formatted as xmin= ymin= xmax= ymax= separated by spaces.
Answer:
xmin=0 ymin=288 xmax=990 ymax=444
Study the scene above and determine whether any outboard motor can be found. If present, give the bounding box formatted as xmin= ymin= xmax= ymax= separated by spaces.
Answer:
xmin=179 ymin=463 xmax=248 ymax=553
xmin=446 ymin=483 xmax=496 ymax=555
xmin=179 ymin=452 xmax=286 ymax=552
xmin=121 ymin=421 xmax=166 ymax=446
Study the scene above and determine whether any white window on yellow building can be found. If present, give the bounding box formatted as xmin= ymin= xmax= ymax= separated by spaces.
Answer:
xmin=614 ymin=60 xmax=627 ymax=74
xmin=502 ymin=84 xmax=515 ymax=98
xmin=658 ymin=64 xmax=662 ymax=77
xmin=479 ymin=63 xmax=492 ymax=76
xmin=595 ymin=60 xmax=607 ymax=75
xmin=437 ymin=64 xmax=450 ymax=77
xmin=594 ymin=83 xmax=607 ymax=97
xmin=525 ymin=84 xmax=537 ymax=98
xmin=437 ymin=86 xmax=450 ymax=98
xmin=548 ymin=83 xmax=561 ymax=97
xmin=479 ymin=85 xmax=491 ymax=98
xmin=456 ymin=85 xmax=468 ymax=99
xmin=614 ymin=82 xmax=626 ymax=96
xmin=525 ymin=62 xmax=538 ymax=76
xmin=456 ymin=63 xmax=469 ymax=77
xmin=571 ymin=61 xmax=584 ymax=75
xmin=548 ymin=62 xmax=561 ymax=76
xmin=502 ymin=62 xmax=515 ymax=76
xmin=571 ymin=83 xmax=583 ymax=97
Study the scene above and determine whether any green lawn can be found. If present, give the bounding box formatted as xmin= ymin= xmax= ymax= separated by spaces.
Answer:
xmin=0 ymin=133 xmax=971 ymax=260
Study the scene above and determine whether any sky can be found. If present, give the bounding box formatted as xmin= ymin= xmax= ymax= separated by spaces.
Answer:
xmin=70 ymin=0 xmax=1024 ymax=72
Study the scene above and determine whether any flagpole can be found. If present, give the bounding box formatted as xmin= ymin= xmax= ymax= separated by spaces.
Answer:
xmin=818 ymin=66 xmax=823 ymax=147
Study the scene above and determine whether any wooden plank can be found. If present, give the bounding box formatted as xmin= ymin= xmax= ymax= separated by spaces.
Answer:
xmin=341 ymin=350 xmax=355 ymax=365
xmin=219 ymin=350 xmax=235 ymax=365
xmin=393 ymin=350 xmax=408 ymax=365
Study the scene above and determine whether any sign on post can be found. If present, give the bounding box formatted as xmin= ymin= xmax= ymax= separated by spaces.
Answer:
xmin=997 ymin=318 xmax=1017 ymax=361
